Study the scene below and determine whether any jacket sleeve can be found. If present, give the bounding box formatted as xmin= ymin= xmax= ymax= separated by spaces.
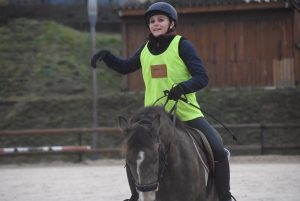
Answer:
xmin=178 ymin=38 xmax=208 ymax=93
xmin=103 ymin=43 xmax=147 ymax=75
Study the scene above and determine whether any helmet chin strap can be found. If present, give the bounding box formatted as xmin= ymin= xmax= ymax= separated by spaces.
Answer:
xmin=166 ymin=20 xmax=174 ymax=33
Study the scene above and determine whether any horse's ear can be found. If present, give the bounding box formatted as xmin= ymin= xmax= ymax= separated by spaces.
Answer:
xmin=151 ymin=114 xmax=161 ymax=137
xmin=118 ymin=115 xmax=129 ymax=135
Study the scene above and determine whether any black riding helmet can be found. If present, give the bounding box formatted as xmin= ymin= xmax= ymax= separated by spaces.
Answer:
xmin=144 ymin=2 xmax=178 ymax=28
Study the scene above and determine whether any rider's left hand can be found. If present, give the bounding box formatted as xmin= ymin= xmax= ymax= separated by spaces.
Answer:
xmin=168 ymin=84 xmax=184 ymax=101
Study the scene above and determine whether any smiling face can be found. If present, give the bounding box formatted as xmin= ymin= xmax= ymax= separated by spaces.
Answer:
xmin=149 ymin=14 xmax=174 ymax=37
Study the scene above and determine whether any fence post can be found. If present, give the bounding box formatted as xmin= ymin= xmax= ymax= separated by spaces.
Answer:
xmin=78 ymin=133 xmax=82 ymax=162
xmin=260 ymin=124 xmax=265 ymax=155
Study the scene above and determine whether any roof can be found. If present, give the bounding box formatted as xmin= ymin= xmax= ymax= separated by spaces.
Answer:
xmin=116 ymin=0 xmax=284 ymax=8
xmin=115 ymin=0 xmax=300 ymax=14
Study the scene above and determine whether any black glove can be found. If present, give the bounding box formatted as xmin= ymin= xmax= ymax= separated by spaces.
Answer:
xmin=168 ymin=84 xmax=184 ymax=101
xmin=90 ymin=50 xmax=109 ymax=68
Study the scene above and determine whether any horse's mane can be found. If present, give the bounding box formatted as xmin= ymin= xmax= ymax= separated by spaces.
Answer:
xmin=129 ymin=106 xmax=186 ymax=129
xmin=122 ymin=106 xmax=186 ymax=154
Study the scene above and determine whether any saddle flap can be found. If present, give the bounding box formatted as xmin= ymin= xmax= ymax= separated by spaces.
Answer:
xmin=185 ymin=126 xmax=215 ymax=172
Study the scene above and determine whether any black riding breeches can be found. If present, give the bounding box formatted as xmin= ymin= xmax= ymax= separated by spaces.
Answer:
xmin=184 ymin=117 xmax=227 ymax=162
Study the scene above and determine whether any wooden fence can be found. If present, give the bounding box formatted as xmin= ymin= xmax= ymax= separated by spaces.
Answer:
xmin=0 ymin=123 xmax=300 ymax=162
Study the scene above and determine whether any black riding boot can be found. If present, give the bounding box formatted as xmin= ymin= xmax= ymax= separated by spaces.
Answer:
xmin=214 ymin=157 xmax=236 ymax=201
xmin=123 ymin=166 xmax=139 ymax=201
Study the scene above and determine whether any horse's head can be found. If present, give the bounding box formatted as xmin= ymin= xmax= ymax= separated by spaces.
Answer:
xmin=118 ymin=112 xmax=164 ymax=201
xmin=117 ymin=106 xmax=187 ymax=200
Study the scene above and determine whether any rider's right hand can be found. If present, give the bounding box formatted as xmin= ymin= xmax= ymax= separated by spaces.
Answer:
xmin=90 ymin=50 xmax=109 ymax=68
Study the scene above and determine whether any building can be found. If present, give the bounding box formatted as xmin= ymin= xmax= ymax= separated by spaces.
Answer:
xmin=116 ymin=0 xmax=300 ymax=91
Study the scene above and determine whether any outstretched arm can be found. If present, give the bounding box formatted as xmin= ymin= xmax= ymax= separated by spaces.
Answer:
xmin=90 ymin=43 xmax=146 ymax=75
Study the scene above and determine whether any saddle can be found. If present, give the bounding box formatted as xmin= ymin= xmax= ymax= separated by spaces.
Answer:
xmin=184 ymin=126 xmax=215 ymax=171
xmin=184 ymin=126 xmax=215 ymax=197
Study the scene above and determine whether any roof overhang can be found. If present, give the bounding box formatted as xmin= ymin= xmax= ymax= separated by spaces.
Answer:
xmin=117 ymin=1 xmax=291 ymax=17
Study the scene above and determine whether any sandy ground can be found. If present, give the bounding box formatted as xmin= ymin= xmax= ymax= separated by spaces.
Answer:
xmin=0 ymin=155 xmax=300 ymax=201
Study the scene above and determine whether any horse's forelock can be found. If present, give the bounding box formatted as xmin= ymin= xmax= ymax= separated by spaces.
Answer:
xmin=122 ymin=122 xmax=156 ymax=155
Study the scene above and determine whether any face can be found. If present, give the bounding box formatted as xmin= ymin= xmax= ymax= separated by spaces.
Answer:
xmin=126 ymin=145 xmax=160 ymax=200
xmin=149 ymin=14 xmax=174 ymax=37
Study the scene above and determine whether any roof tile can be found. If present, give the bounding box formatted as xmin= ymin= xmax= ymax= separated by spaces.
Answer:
xmin=116 ymin=0 xmax=291 ymax=10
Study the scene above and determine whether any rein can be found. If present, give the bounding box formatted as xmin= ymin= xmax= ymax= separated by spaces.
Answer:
xmin=154 ymin=90 xmax=238 ymax=141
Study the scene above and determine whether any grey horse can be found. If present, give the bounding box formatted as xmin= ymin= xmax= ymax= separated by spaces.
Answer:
xmin=118 ymin=106 xmax=219 ymax=201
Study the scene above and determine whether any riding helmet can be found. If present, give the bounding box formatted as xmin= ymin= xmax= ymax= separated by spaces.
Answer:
xmin=144 ymin=2 xmax=178 ymax=28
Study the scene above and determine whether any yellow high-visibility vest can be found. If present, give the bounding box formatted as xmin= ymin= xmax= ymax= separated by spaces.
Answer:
xmin=140 ymin=35 xmax=203 ymax=121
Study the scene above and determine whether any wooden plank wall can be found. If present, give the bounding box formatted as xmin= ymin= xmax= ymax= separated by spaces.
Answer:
xmin=121 ymin=9 xmax=296 ymax=91
xmin=294 ymin=10 xmax=300 ymax=85
xmin=177 ymin=10 xmax=294 ymax=88
xmin=121 ymin=18 xmax=149 ymax=91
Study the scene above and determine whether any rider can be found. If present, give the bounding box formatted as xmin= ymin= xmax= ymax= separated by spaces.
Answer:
xmin=90 ymin=2 xmax=235 ymax=201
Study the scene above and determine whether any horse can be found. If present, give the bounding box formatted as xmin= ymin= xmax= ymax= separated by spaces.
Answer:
xmin=118 ymin=105 xmax=219 ymax=201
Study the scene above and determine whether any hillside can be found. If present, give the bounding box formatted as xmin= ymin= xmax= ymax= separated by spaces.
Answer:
xmin=0 ymin=18 xmax=121 ymax=98
xmin=0 ymin=19 xmax=299 ymax=163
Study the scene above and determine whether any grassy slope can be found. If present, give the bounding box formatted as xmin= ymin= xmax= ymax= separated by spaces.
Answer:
xmin=0 ymin=19 xmax=299 ymax=163
xmin=0 ymin=18 xmax=121 ymax=98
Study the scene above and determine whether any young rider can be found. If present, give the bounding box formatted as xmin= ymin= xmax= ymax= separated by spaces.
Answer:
xmin=90 ymin=2 xmax=235 ymax=201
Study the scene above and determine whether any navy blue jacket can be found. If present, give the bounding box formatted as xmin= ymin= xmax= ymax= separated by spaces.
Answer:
xmin=103 ymin=31 xmax=208 ymax=94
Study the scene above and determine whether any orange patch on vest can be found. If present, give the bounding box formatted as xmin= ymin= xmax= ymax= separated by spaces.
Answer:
xmin=150 ymin=64 xmax=167 ymax=78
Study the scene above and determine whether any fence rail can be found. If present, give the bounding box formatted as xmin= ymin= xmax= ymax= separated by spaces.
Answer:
xmin=0 ymin=123 xmax=300 ymax=161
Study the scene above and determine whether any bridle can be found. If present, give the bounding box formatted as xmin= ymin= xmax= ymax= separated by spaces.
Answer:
xmin=126 ymin=118 xmax=173 ymax=193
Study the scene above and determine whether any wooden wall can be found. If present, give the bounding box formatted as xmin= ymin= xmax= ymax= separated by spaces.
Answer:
xmin=121 ymin=17 xmax=148 ymax=91
xmin=121 ymin=8 xmax=297 ymax=91
xmin=294 ymin=9 xmax=300 ymax=85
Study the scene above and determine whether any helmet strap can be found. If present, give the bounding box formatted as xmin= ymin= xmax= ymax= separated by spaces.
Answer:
xmin=167 ymin=19 xmax=175 ymax=32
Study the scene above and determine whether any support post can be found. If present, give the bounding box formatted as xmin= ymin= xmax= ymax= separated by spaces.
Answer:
xmin=88 ymin=0 xmax=99 ymax=160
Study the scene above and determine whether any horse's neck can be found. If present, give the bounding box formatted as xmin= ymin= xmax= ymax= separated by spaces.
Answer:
xmin=160 ymin=123 xmax=177 ymax=143
xmin=167 ymin=126 xmax=202 ymax=164
xmin=161 ymin=125 xmax=187 ymax=154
